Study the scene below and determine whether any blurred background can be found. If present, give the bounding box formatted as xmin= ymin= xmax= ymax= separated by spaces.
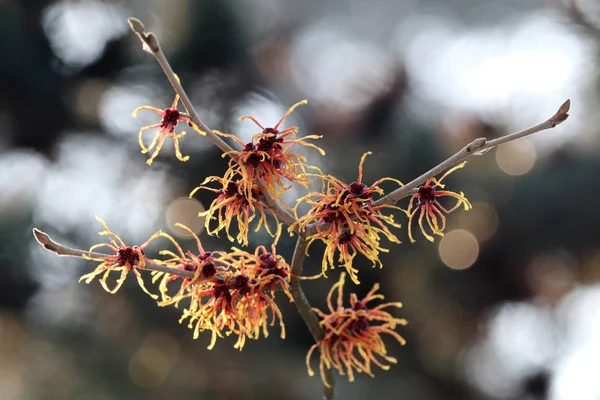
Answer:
xmin=1 ymin=0 xmax=600 ymax=399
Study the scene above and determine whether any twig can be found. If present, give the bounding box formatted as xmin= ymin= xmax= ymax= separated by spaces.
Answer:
xmin=302 ymin=99 xmax=570 ymax=236
xmin=374 ymin=99 xmax=571 ymax=207
xmin=289 ymin=234 xmax=335 ymax=400
xmin=32 ymin=228 xmax=195 ymax=279
xmin=127 ymin=17 xmax=296 ymax=227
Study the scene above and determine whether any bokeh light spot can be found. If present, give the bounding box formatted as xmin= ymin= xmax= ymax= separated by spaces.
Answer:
xmin=496 ymin=138 xmax=536 ymax=176
xmin=0 ymin=150 xmax=48 ymax=217
xmin=129 ymin=352 xmax=166 ymax=389
xmin=551 ymin=342 xmax=600 ymax=400
xmin=140 ymin=332 xmax=181 ymax=371
xmin=42 ymin=0 xmax=127 ymax=67
xmin=527 ymin=254 xmax=573 ymax=300
xmin=439 ymin=229 xmax=479 ymax=270
xmin=457 ymin=202 xmax=499 ymax=242
xmin=166 ymin=197 xmax=205 ymax=238
xmin=129 ymin=333 xmax=180 ymax=389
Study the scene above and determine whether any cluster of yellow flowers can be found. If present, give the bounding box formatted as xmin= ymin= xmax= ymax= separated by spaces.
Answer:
xmin=81 ymin=91 xmax=472 ymax=387
xmin=83 ymin=216 xmax=292 ymax=351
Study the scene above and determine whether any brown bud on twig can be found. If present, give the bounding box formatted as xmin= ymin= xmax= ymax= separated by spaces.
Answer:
xmin=33 ymin=228 xmax=55 ymax=253
xmin=552 ymin=99 xmax=571 ymax=126
xmin=127 ymin=17 xmax=146 ymax=34
xmin=466 ymin=138 xmax=487 ymax=154
xmin=127 ymin=17 xmax=159 ymax=53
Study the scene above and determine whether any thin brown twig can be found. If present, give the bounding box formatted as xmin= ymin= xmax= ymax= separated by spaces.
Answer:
xmin=35 ymin=229 xmax=334 ymax=396
xmin=289 ymin=234 xmax=335 ymax=400
xmin=374 ymin=99 xmax=570 ymax=207
xmin=33 ymin=228 xmax=195 ymax=279
xmin=302 ymin=99 xmax=570 ymax=236
xmin=127 ymin=17 xmax=296 ymax=227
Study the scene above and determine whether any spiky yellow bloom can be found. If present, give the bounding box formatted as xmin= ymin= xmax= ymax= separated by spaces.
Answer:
xmin=406 ymin=161 xmax=472 ymax=242
xmin=190 ymin=175 xmax=276 ymax=246
xmin=220 ymin=223 xmax=293 ymax=338
xmin=180 ymin=263 xmax=291 ymax=350
xmin=314 ymin=224 xmax=391 ymax=285
xmin=156 ymin=224 xmax=292 ymax=349
xmin=132 ymin=83 xmax=205 ymax=165
xmin=80 ymin=215 xmax=160 ymax=298
xmin=180 ymin=271 xmax=249 ymax=349
xmin=151 ymin=223 xmax=229 ymax=306
xmin=306 ymin=273 xmax=407 ymax=387
xmin=216 ymin=100 xmax=325 ymax=201
xmin=291 ymin=152 xmax=403 ymax=284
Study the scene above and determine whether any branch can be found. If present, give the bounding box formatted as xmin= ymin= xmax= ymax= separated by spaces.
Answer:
xmin=32 ymin=228 xmax=196 ymax=279
xmin=374 ymin=99 xmax=571 ymax=206
xmin=302 ymin=99 xmax=570 ymax=236
xmin=35 ymin=231 xmax=333 ymax=396
xmin=289 ymin=234 xmax=335 ymax=400
xmin=127 ymin=17 xmax=296 ymax=227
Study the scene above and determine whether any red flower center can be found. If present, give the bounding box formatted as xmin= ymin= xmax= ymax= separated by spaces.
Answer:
xmin=246 ymin=152 xmax=263 ymax=167
xmin=350 ymin=316 xmax=369 ymax=333
xmin=213 ymin=277 xmax=233 ymax=302
xmin=224 ymin=182 xmax=239 ymax=197
xmin=201 ymin=262 xmax=217 ymax=278
xmin=233 ymin=275 xmax=251 ymax=295
xmin=349 ymin=182 xmax=367 ymax=195
xmin=259 ymin=252 xmax=278 ymax=268
xmin=117 ymin=246 xmax=140 ymax=268
xmin=161 ymin=108 xmax=180 ymax=130
xmin=417 ymin=185 xmax=436 ymax=204
xmin=259 ymin=252 xmax=288 ymax=278
xmin=257 ymin=134 xmax=283 ymax=152
xmin=338 ymin=232 xmax=354 ymax=245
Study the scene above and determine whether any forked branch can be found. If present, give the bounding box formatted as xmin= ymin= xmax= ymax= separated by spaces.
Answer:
xmin=127 ymin=17 xmax=296 ymax=227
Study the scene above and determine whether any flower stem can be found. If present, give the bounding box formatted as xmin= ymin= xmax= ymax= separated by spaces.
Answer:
xmin=32 ymin=228 xmax=195 ymax=279
xmin=375 ymin=99 xmax=570 ymax=207
xmin=290 ymin=234 xmax=336 ymax=399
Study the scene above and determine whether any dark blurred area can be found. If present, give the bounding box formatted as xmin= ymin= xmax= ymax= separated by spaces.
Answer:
xmin=1 ymin=0 xmax=600 ymax=399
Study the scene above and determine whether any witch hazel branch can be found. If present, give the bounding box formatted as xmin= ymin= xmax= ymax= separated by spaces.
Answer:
xmin=34 ymin=17 xmax=570 ymax=400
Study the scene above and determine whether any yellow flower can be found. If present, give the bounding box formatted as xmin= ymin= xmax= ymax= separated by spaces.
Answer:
xmin=406 ymin=162 xmax=472 ymax=242
xmin=151 ymin=223 xmax=229 ymax=306
xmin=190 ymin=175 xmax=276 ymax=246
xmin=164 ymin=225 xmax=292 ymax=350
xmin=220 ymin=223 xmax=293 ymax=338
xmin=291 ymin=152 xmax=403 ymax=284
xmin=215 ymin=100 xmax=325 ymax=201
xmin=132 ymin=83 xmax=205 ymax=165
xmin=80 ymin=215 xmax=160 ymax=298
xmin=312 ymin=223 xmax=391 ymax=285
xmin=306 ymin=273 xmax=407 ymax=387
